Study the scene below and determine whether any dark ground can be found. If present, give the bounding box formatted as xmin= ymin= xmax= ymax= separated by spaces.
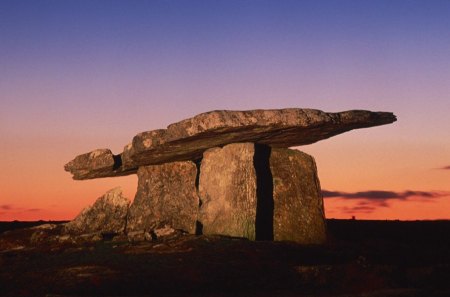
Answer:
xmin=1 ymin=219 xmax=449 ymax=297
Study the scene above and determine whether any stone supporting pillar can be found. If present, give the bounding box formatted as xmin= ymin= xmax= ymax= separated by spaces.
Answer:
xmin=126 ymin=161 xmax=200 ymax=234
xmin=126 ymin=142 xmax=326 ymax=244
xmin=198 ymin=143 xmax=326 ymax=244
xmin=270 ymin=148 xmax=326 ymax=243
xmin=198 ymin=143 xmax=258 ymax=240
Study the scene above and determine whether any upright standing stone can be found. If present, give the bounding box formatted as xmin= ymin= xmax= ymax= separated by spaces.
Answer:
xmin=270 ymin=148 xmax=326 ymax=244
xmin=198 ymin=143 xmax=327 ymax=243
xmin=126 ymin=161 xmax=200 ymax=234
xmin=198 ymin=143 xmax=257 ymax=240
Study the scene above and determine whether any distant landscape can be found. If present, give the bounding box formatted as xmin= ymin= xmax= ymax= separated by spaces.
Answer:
xmin=3 ymin=218 xmax=450 ymax=242
xmin=0 ymin=220 xmax=68 ymax=234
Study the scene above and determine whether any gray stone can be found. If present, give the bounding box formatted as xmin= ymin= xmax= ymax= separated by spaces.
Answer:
xmin=126 ymin=230 xmax=152 ymax=242
xmin=65 ymin=109 xmax=396 ymax=180
xmin=64 ymin=148 xmax=138 ymax=180
xmin=197 ymin=143 xmax=326 ymax=243
xmin=64 ymin=149 xmax=114 ymax=180
xmin=153 ymin=225 xmax=176 ymax=238
xmin=198 ymin=143 xmax=258 ymax=239
xmin=126 ymin=161 xmax=199 ymax=234
xmin=270 ymin=148 xmax=327 ymax=244
xmin=64 ymin=187 xmax=130 ymax=235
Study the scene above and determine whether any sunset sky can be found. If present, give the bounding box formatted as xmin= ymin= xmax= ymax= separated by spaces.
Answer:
xmin=1 ymin=0 xmax=449 ymax=221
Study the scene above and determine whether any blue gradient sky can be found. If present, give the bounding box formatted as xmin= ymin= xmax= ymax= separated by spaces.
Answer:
xmin=1 ymin=0 xmax=449 ymax=220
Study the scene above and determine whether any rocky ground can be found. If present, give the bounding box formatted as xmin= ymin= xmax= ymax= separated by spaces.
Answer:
xmin=1 ymin=219 xmax=449 ymax=297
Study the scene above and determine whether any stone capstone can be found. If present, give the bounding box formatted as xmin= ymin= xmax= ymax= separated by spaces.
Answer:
xmin=65 ymin=109 xmax=396 ymax=180
xmin=64 ymin=187 xmax=130 ymax=235
xmin=126 ymin=161 xmax=200 ymax=235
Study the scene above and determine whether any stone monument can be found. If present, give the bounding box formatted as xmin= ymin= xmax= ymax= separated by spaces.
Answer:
xmin=65 ymin=108 xmax=396 ymax=243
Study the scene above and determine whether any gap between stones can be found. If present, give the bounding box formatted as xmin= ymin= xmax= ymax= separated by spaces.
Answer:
xmin=112 ymin=154 xmax=122 ymax=170
xmin=194 ymin=158 xmax=204 ymax=236
xmin=254 ymin=144 xmax=274 ymax=241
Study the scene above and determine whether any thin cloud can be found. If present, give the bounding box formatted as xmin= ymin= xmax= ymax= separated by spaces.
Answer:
xmin=0 ymin=205 xmax=42 ymax=213
xmin=323 ymin=189 xmax=449 ymax=214
xmin=439 ymin=166 xmax=450 ymax=170
xmin=0 ymin=204 xmax=13 ymax=210
xmin=26 ymin=208 xmax=42 ymax=212
xmin=322 ymin=190 xmax=442 ymax=200
xmin=355 ymin=200 xmax=389 ymax=208
xmin=339 ymin=205 xmax=377 ymax=214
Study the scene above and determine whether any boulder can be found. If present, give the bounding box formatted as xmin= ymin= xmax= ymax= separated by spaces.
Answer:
xmin=65 ymin=109 xmax=396 ymax=180
xmin=64 ymin=149 xmax=138 ymax=180
xmin=126 ymin=161 xmax=200 ymax=234
xmin=270 ymin=148 xmax=326 ymax=243
xmin=64 ymin=187 xmax=130 ymax=235
xmin=198 ymin=143 xmax=258 ymax=239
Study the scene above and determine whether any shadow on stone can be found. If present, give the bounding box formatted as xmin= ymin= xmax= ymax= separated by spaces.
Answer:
xmin=194 ymin=158 xmax=204 ymax=236
xmin=254 ymin=144 xmax=274 ymax=241
xmin=112 ymin=154 xmax=122 ymax=170
xmin=195 ymin=220 xmax=203 ymax=235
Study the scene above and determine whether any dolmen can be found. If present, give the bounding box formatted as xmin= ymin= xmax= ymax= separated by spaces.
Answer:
xmin=65 ymin=108 xmax=396 ymax=243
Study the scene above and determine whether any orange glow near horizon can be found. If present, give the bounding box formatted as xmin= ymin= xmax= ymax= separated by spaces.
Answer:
xmin=324 ymin=196 xmax=450 ymax=221
xmin=1 ymin=138 xmax=449 ymax=222
xmin=1 ymin=125 xmax=450 ymax=221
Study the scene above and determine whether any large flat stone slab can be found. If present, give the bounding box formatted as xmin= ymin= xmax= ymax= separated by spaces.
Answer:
xmin=65 ymin=108 xmax=396 ymax=180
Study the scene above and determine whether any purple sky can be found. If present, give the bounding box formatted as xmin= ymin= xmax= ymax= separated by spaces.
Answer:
xmin=1 ymin=0 xmax=449 ymax=220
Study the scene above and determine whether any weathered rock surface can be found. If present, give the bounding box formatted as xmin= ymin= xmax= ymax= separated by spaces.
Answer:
xmin=270 ymin=148 xmax=326 ymax=243
xmin=64 ymin=149 xmax=138 ymax=180
xmin=197 ymin=143 xmax=326 ymax=242
xmin=198 ymin=143 xmax=258 ymax=239
xmin=65 ymin=109 xmax=396 ymax=179
xmin=126 ymin=161 xmax=200 ymax=234
xmin=64 ymin=187 xmax=130 ymax=235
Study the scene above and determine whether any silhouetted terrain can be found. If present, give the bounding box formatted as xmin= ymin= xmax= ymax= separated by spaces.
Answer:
xmin=1 ymin=219 xmax=449 ymax=297
xmin=0 ymin=220 xmax=69 ymax=234
xmin=327 ymin=219 xmax=450 ymax=245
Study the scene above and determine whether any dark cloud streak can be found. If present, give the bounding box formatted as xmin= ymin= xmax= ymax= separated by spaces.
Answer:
xmin=0 ymin=205 xmax=42 ymax=213
xmin=322 ymin=190 xmax=442 ymax=200
xmin=323 ymin=189 xmax=449 ymax=214
xmin=26 ymin=208 xmax=42 ymax=212
xmin=339 ymin=206 xmax=377 ymax=214
xmin=0 ymin=205 xmax=13 ymax=210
